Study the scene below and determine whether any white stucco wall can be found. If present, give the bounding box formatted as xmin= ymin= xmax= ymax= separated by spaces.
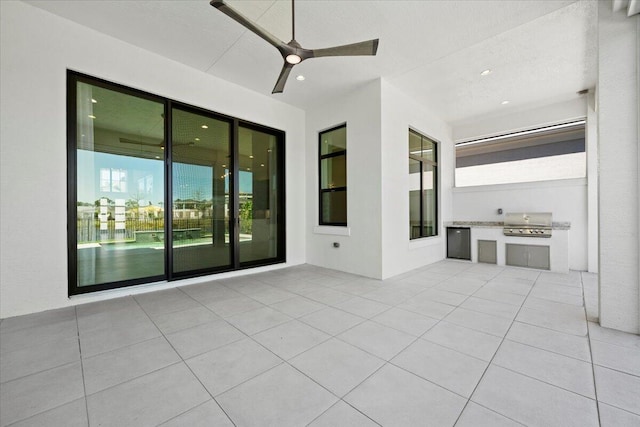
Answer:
xmin=380 ymin=81 xmax=454 ymax=279
xmin=597 ymin=2 xmax=640 ymax=334
xmin=0 ymin=1 xmax=306 ymax=318
xmin=305 ymin=81 xmax=383 ymax=278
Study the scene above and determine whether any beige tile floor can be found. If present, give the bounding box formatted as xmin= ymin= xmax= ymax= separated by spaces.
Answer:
xmin=1 ymin=261 xmax=639 ymax=426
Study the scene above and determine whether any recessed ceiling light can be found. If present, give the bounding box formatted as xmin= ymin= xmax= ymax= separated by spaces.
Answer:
xmin=260 ymin=163 xmax=265 ymax=167
xmin=222 ymin=164 xmax=227 ymax=168
xmin=480 ymin=69 xmax=492 ymax=76
xmin=201 ymin=125 xmax=208 ymax=129
xmin=247 ymin=167 xmax=251 ymax=171
xmin=155 ymin=156 xmax=160 ymax=159
xmin=88 ymin=115 xmax=96 ymax=119
xmin=249 ymin=155 xmax=254 ymax=158
xmin=160 ymin=147 xmax=164 ymax=150
xmin=267 ymin=149 xmax=272 ymax=152
xmin=501 ymin=100 xmax=510 ymax=105
xmin=296 ymin=75 xmax=305 ymax=81
xmin=195 ymin=138 xmax=200 ymax=141
xmin=91 ymin=98 xmax=98 ymax=103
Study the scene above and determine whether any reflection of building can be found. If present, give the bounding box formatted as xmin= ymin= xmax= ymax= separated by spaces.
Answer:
xmin=173 ymin=199 xmax=212 ymax=219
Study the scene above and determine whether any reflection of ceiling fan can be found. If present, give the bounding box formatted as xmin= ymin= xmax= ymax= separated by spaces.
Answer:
xmin=211 ymin=0 xmax=379 ymax=94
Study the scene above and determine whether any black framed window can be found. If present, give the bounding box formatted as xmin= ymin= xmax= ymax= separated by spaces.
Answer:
xmin=67 ymin=71 xmax=285 ymax=295
xmin=409 ymin=129 xmax=438 ymax=239
xmin=319 ymin=124 xmax=347 ymax=225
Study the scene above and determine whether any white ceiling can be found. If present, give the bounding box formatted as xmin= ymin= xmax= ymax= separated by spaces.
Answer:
xmin=25 ymin=0 xmax=597 ymax=125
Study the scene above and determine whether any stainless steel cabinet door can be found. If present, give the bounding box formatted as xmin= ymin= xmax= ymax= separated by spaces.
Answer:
xmin=506 ymin=244 xmax=528 ymax=268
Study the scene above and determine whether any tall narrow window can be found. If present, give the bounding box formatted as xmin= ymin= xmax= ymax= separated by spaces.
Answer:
xmin=409 ymin=129 xmax=438 ymax=239
xmin=319 ymin=124 xmax=347 ymax=225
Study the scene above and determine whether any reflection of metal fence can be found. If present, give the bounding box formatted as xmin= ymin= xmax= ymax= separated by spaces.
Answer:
xmin=77 ymin=218 xmax=217 ymax=242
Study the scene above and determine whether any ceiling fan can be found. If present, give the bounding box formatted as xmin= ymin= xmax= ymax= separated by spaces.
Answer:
xmin=211 ymin=0 xmax=379 ymax=94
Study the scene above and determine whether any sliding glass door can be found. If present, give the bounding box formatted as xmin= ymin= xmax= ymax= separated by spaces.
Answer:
xmin=238 ymin=125 xmax=282 ymax=265
xmin=72 ymin=80 xmax=166 ymax=289
xmin=171 ymin=107 xmax=232 ymax=274
xmin=68 ymin=72 xmax=285 ymax=295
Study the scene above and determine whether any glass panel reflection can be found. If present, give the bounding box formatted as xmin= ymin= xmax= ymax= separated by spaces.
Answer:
xmin=320 ymin=126 xmax=346 ymax=155
xmin=321 ymin=190 xmax=347 ymax=225
xmin=76 ymin=82 xmax=165 ymax=286
xmin=423 ymin=163 xmax=436 ymax=237
xmin=238 ymin=126 xmax=280 ymax=264
xmin=320 ymin=156 xmax=347 ymax=189
xmin=172 ymin=108 xmax=231 ymax=273
xmin=409 ymin=158 xmax=421 ymax=239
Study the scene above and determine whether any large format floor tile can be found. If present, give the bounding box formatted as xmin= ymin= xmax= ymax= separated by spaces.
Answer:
xmin=253 ymin=319 xmax=330 ymax=360
xmin=299 ymin=307 xmax=365 ymax=335
xmin=590 ymin=339 xmax=640 ymax=376
xmin=86 ymin=362 xmax=209 ymax=427
xmin=308 ymin=401 xmax=378 ymax=427
xmin=337 ymin=320 xmax=415 ymax=360
xmin=455 ymin=402 xmax=524 ymax=427
xmin=492 ymin=340 xmax=596 ymax=398
xmin=165 ymin=320 xmax=245 ymax=359
xmin=150 ymin=306 xmax=220 ymax=335
xmin=186 ymin=338 xmax=282 ymax=397
xmin=594 ymin=365 xmax=640 ymax=415
xmin=371 ymin=307 xmax=438 ymax=336
xmin=392 ymin=339 xmax=488 ymax=397
xmin=344 ymin=364 xmax=466 ymax=426
xmin=471 ymin=365 xmax=598 ymax=427
xmin=444 ymin=307 xmax=512 ymax=337
xmin=8 ymin=398 xmax=88 ymax=427
xmin=216 ymin=364 xmax=337 ymax=427
xmin=82 ymin=336 xmax=180 ymax=394
xmin=2 ymin=262 xmax=635 ymax=426
xmin=290 ymin=338 xmax=385 ymax=397
xmin=0 ymin=336 xmax=80 ymax=383
xmin=422 ymin=321 xmax=502 ymax=361
xmin=0 ymin=362 xmax=85 ymax=426
xmin=160 ymin=400 xmax=234 ymax=427
xmin=506 ymin=321 xmax=591 ymax=362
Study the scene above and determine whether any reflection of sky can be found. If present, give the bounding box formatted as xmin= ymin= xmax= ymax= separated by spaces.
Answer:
xmin=77 ymin=150 xmax=252 ymax=205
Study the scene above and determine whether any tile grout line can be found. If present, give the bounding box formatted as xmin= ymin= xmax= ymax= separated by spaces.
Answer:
xmin=581 ymin=272 xmax=602 ymax=427
xmin=131 ymin=296 xmax=239 ymax=427
xmin=75 ymin=306 xmax=92 ymax=427
xmin=452 ymin=269 xmax=541 ymax=426
xmin=3 ymin=309 xmax=90 ymax=427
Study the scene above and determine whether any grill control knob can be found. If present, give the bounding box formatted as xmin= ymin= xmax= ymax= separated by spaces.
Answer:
xmin=519 ymin=229 xmax=523 ymax=233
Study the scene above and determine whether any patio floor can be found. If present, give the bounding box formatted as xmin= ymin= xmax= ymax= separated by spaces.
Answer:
xmin=1 ymin=261 xmax=639 ymax=426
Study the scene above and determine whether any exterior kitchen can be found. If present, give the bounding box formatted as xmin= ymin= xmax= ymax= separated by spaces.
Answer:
xmin=446 ymin=109 xmax=593 ymax=274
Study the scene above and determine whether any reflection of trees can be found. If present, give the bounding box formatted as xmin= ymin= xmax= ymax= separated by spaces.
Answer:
xmin=240 ymin=200 xmax=252 ymax=234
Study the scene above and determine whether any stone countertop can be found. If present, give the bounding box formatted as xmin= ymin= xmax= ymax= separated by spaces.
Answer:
xmin=445 ymin=220 xmax=571 ymax=230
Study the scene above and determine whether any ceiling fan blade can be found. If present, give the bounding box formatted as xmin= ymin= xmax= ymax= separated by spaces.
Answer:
xmin=210 ymin=0 xmax=284 ymax=49
xmin=272 ymin=62 xmax=294 ymax=94
xmin=311 ymin=39 xmax=379 ymax=58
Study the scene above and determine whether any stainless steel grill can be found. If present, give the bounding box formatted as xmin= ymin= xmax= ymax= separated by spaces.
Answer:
xmin=503 ymin=212 xmax=552 ymax=238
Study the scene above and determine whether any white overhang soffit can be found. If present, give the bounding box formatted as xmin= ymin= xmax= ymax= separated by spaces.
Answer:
xmin=455 ymin=120 xmax=586 ymax=148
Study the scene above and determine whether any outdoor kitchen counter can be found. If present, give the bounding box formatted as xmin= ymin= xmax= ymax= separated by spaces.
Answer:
xmin=444 ymin=221 xmax=571 ymax=272
xmin=445 ymin=221 xmax=571 ymax=230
